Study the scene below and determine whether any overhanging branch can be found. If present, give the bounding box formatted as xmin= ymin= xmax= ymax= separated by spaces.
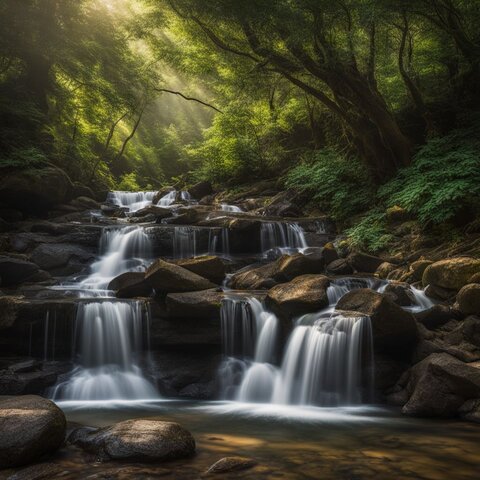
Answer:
xmin=154 ymin=87 xmax=222 ymax=113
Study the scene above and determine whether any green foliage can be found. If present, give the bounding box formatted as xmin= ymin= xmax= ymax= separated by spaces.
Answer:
xmin=345 ymin=210 xmax=394 ymax=254
xmin=0 ymin=147 xmax=48 ymax=170
xmin=379 ymin=125 xmax=480 ymax=225
xmin=117 ymin=172 xmax=141 ymax=191
xmin=285 ymin=150 xmax=376 ymax=222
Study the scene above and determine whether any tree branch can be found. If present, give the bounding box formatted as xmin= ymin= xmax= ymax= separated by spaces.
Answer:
xmin=154 ymin=87 xmax=222 ymax=113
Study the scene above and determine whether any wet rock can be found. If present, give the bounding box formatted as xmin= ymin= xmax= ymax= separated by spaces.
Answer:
xmin=422 ymin=257 xmax=480 ymax=291
xmin=321 ymin=243 xmax=339 ymax=265
xmin=206 ymin=456 xmax=257 ymax=474
xmin=68 ymin=418 xmax=195 ymax=462
xmin=178 ymin=381 xmax=215 ymax=400
xmin=5 ymin=462 xmax=63 ymax=480
xmin=459 ymin=399 xmax=480 ymax=423
xmin=375 ymin=262 xmax=396 ymax=279
xmin=383 ymin=281 xmax=416 ymax=307
xmin=0 ymin=369 xmax=57 ymax=395
xmin=130 ymin=205 xmax=171 ymax=220
xmin=188 ymin=180 xmax=213 ymax=199
xmin=414 ymin=304 xmax=462 ymax=330
xmin=348 ymin=252 xmax=384 ymax=273
xmin=70 ymin=196 xmax=100 ymax=210
xmin=152 ymin=186 xmax=175 ymax=205
xmin=275 ymin=252 xmax=324 ymax=280
xmin=0 ymin=207 xmax=23 ymax=222
xmin=326 ymin=258 xmax=353 ymax=275
xmin=266 ymin=274 xmax=330 ymax=317
xmin=455 ymin=283 xmax=480 ymax=315
xmin=406 ymin=259 xmax=433 ymax=282
xmin=336 ymin=289 xmax=418 ymax=358
xmin=165 ymin=289 xmax=223 ymax=318
xmin=0 ymin=395 xmax=66 ymax=468
xmin=230 ymin=262 xmax=278 ymax=290
xmin=108 ymin=272 xmax=152 ymax=298
xmin=30 ymin=243 xmax=94 ymax=272
xmin=0 ymin=257 xmax=40 ymax=286
xmin=145 ymin=259 xmax=216 ymax=292
xmin=443 ymin=315 xmax=480 ymax=349
xmin=400 ymin=353 xmax=480 ymax=417
xmin=424 ymin=283 xmax=455 ymax=301
xmin=0 ymin=166 xmax=73 ymax=212
xmin=175 ymin=255 xmax=226 ymax=284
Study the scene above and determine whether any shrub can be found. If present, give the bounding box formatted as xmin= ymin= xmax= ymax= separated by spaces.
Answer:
xmin=285 ymin=149 xmax=376 ymax=222
xmin=379 ymin=124 xmax=480 ymax=225
xmin=345 ymin=210 xmax=394 ymax=253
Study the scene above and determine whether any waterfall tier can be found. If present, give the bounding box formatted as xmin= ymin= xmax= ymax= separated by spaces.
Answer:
xmin=107 ymin=191 xmax=156 ymax=213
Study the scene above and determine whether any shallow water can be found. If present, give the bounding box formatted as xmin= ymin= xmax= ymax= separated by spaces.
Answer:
xmin=43 ymin=401 xmax=480 ymax=480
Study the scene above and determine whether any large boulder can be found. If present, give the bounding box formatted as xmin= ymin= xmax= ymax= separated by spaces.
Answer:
xmin=130 ymin=205 xmax=172 ymax=220
xmin=69 ymin=418 xmax=195 ymax=462
xmin=326 ymin=258 xmax=353 ymax=275
xmin=383 ymin=281 xmax=416 ymax=307
xmin=422 ymin=257 xmax=480 ymax=291
xmin=145 ymin=259 xmax=216 ymax=292
xmin=414 ymin=304 xmax=462 ymax=330
xmin=108 ymin=272 xmax=152 ymax=298
xmin=0 ymin=256 xmax=40 ymax=286
xmin=30 ymin=243 xmax=94 ymax=272
xmin=336 ymin=289 xmax=418 ymax=358
xmin=0 ymin=166 xmax=73 ymax=212
xmin=399 ymin=353 xmax=480 ymax=417
xmin=230 ymin=262 xmax=278 ymax=290
xmin=188 ymin=181 xmax=213 ymax=199
xmin=455 ymin=284 xmax=480 ymax=315
xmin=348 ymin=252 xmax=384 ymax=273
xmin=0 ymin=395 xmax=66 ymax=468
xmin=166 ymin=289 xmax=223 ymax=318
xmin=266 ymin=275 xmax=330 ymax=317
xmin=175 ymin=255 xmax=226 ymax=284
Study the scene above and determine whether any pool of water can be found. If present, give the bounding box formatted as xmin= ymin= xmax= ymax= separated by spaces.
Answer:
xmin=49 ymin=400 xmax=480 ymax=480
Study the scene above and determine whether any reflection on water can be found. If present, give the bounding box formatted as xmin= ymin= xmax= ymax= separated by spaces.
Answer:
xmin=49 ymin=401 xmax=480 ymax=480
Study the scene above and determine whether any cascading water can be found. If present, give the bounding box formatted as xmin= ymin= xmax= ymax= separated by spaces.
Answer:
xmin=260 ymin=222 xmax=307 ymax=255
xmin=157 ymin=190 xmax=177 ymax=206
xmin=218 ymin=295 xmax=374 ymax=406
xmin=326 ymin=277 xmax=386 ymax=306
xmin=51 ymin=301 xmax=157 ymax=401
xmin=173 ymin=226 xmax=197 ymax=259
xmin=208 ymin=228 xmax=230 ymax=256
xmin=79 ymin=226 xmax=152 ymax=292
xmin=107 ymin=191 xmax=156 ymax=213
xmin=220 ymin=204 xmax=243 ymax=213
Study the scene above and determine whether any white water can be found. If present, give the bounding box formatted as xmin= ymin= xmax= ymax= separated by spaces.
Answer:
xmin=157 ymin=190 xmax=177 ymax=206
xmin=107 ymin=191 xmax=156 ymax=213
xmin=220 ymin=204 xmax=243 ymax=212
xmin=208 ymin=228 xmax=230 ymax=256
xmin=260 ymin=222 xmax=307 ymax=256
xmin=173 ymin=226 xmax=197 ymax=259
xmin=50 ymin=301 xmax=157 ymax=400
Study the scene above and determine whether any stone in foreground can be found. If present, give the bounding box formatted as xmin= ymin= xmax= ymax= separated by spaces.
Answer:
xmin=0 ymin=395 xmax=66 ymax=468
xmin=68 ymin=418 xmax=195 ymax=462
xmin=206 ymin=456 xmax=257 ymax=474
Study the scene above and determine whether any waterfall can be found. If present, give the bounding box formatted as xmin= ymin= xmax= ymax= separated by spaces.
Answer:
xmin=173 ymin=226 xmax=197 ymax=259
xmin=50 ymin=301 xmax=157 ymax=401
xmin=208 ymin=228 xmax=230 ymax=256
xmin=272 ymin=314 xmax=374 ymax=406
xmin=157 ymin=190 xmax=176 ymax=206
xmin=220 ymin=204 xmax=243 ymax=213
xmin=260 ymin=222 xmax=307 ymax=255
xmin=180 ymin=190 xmax=193 ymax=201
xmin=326 ymin=277 xmax=386 ymax=305
xmin=218 ymin=297 xmax=373 ymax=407
xmin=79 ymin=226 xmax=152 ymax=292
xmin=107 ymin=191 xmax=156 ymax=213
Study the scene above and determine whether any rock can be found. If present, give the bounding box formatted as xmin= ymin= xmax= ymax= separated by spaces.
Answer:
xmin=30 ymin=243 xmax=94 ymax=272
xmin=400 ymin=353 xmax=480 ymax=417
xmin=407 ymin=260 xmax=433 ymax=282
xmin=386 ymin=205 xmax=409 ymax=223
xmin=266 ymin=274 xmax=330 ymax=317
xmin=0 ymin=369 xmax=57 ymax=395
xmin=0 ymin=395 xmax=66 ymax=468
xmin=206 ymin=456 xmax=257 ymax=474
xmin=130 ymin=205 xmax=171 ymax=220
xmin=175 ymin=255 xmax=226 ymax=284
xmin=424 ymin=283 xmax=455 ymax=301
xmin=383 ymin=281 xmax=416 ymax=307
xmin=375 ymin=262 xmax=396 ymax=279
xmin=108 ymin=272 xmax=152 ymax=298
xmin=422 ymin=257 xmax=480 ymax=291
xmin=443 ymin=315 xmax=480 ymax=349
xmin=322 ymin=243 xmax=339 ymax=265
xmin=4 ymin=462 xmax=63 ymax=480
xmin=348 ymin=252 xmax=384 ymax=273
xmin=68 ymin=418 xmax=195 ymax=462
xmin=152 ymin=186 xmax=175 ymax=205
xmin=326 ymin=258 xmax=353 ymax=275
xmin=414 ymin=304 xmax=462 ymax=330
xmin=72 ymin=181 xmax=95 ymax=199
xmin=145 ymin=259 xmax=216 ymax=292
xmin=0 ymin=166 xmax=73 ymax=212
xmin=166 ymin=289 xmax=223 ymax=318
xmin=70 ymin=196 xmax=100 ymax=210
xmin=188 ymin=181 xmax=212 ymax=199
xmin=455 ymin=284 xmax=480 ymax=315
xmin=178 ymin=381 xmax=215 ymax=400
xmin=0 ymin=256 xmax=40 ymax=286
xmin=275 ymin=252 xmax=324 ymax=280
xmin=336 ymin=289 xmax=418 ymax=358
xmin=0 ymin=207 xmax=23 ymax=222
xmin=459 ymin=399 xmax=480 ymax=423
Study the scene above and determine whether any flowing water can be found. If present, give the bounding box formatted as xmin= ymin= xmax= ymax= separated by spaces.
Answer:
xmin=107 ymin=191 xmax=156 ymax=213
xmin=260 ymin=221 xmax=307 ymax=256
